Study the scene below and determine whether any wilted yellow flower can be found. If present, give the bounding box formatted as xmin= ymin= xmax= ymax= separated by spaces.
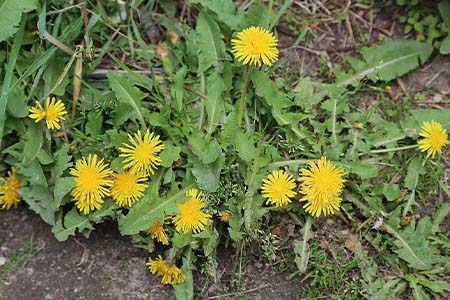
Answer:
xmin=29 ymin=97 xmax=67 ymax=130
xmin=418 ymin=120 xmax=449 ymax=159
xmin=298 ymin=157 xmax=346 ymax=217
xmin=0 ymin=167 xmax=21 ymax=210
xmin=111 ymin=171 xmax=147 ymax=207
xmin=231 ymin=26 xmax=278 ymax=67
xmin=119 ymin=129 xmax=164 ymax=176
xmin=220 ymin=211 xmax=231 ymax=222
xmin=261 ymin=170 xmax=297 ymax=207
xmin=70 ymin=154 xmax=113 ymax=214
xmin=147 ymin=255 xmax=184 ymax=285
xmin=172 ymin=188 xmax=211 ymax=234
xmin=146 ymin=221 xmax=169 ymax=245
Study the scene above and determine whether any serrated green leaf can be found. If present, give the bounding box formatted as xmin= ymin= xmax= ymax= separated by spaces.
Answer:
xmin=171 ymin=65 xmax=187 ymax=112
xmin=174 ymin=250 xmax=194 ymax=298
xmin=86 ymin=111 xmax=103 ymax=136
xmin=191 ymin=154 xmax=223 ymax=192
xmin=411 ymin=108 xmax=450 ymax=128
xmin=88 ymin=200 xmax=116 ymax=223
xmin=440 ymin=36 xmax=450 ymax=55
xmin=188 ymin=130 xmax=221 ymax=164
xmin=51 ymin=145 xmax=72 ymax=179
xmin=108 ymin=71 xmax=147 ymax=127
xmin=351 ymin=162 xmax=378 ymax=179
xmin=0 ymin=21 xmax=24 ymax=148
xmin=53 ymin=177 xmax=74 ymax=209
xmin=336 ymin=40 xmax=433 ymax=86
xmin=196 ymin=11 xmax=226 ymax=73
xmin=119 ymin=186 xmax=191 ymax=235
xmin=37 ymin=148 xmax=53 ymax=165
xmin=234 ymin=129 xmax=255 ymax=162
xmin=160 ymin=143 xmax=181 ymax=168
xmin=239 ymin=3 xmax=270 ymax=29
xmin=404 ymin=157 xmax=425 ymax=190
xmin=416 ymin=275 xmax=450 ymax=294
xmin=383 ymin=183 xmax=401 ymax=201
xmin=431 ymin=203 xmax=450 ymax=234
xmin=191 ymin=0 xmax=243 ymax=30
xmin=20 ymin=158 xmax=47 ymax=187
xmin=20 ymin=185 xmax=54 ymax=225
xmin=252 ymin=69 xmax=309 ymax=139
xmin=204 ymin=73 xmax=225 ymax=134
xmin=6 ymin=84 xmax=28 ymax=118
xmin=220 ymin=111 xmax=236 ymax=148
xmin=386 ymin=218 xmax=436 ymax=270
xmin=52 ymin=208 xmax=93 ymax=241
xmin=22 ymin=122 xmax=43 ymax=165
xmin=0 ymin=0 xmax=37 ymax=42
xmin=173 ymin=231 xmax=192 ymax=249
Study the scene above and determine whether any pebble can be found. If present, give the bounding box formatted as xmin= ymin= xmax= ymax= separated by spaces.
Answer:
xmin=0 ymin=256 xmax=7 ymax=266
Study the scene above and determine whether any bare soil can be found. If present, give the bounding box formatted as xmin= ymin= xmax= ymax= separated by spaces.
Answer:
xmin=0 ymin=208 xmax=303 ymax=300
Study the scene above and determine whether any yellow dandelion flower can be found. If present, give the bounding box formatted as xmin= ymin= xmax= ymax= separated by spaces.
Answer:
xmin=111 ymin=171 xmax=148 ymax=207
xmin=146 ymin=255 xmax=184 ymax=285
xmin=0 ymin=167 xmax=21 ymax=210
xmin=261 ymin=170 xmax=297 ymax=207
xmin=172 ymin=188 xmax=211 ymax=234
xmin=298 ymin=157 xmax=346 ymax=218
xmin=146 ymin=221 xmax=169 ymax=245
xmin=418 ymin=120 xmax=449 ymax=159
xmin=70 ymin=154 xmax=113 ymax=214
xmin=44 ymin=97 xmax=67 ymax=129
xmin=28 ymin=101 xmax=46 ymax=123
xmin=231 ymin=26 xmax=279 ymax=67
xmin=28 ymin=97 xmax=67 ymax=130
xmin=119 ymin=129 xmax=164 ymax=176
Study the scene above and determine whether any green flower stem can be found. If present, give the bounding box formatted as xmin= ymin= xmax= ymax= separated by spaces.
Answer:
xmin=298 ymin=214 xmax=313 ymax=273
xmin=370 ymin=144 xmax=418 ymax=154
xmin=236 ymin=66 xmax=253 ymax=128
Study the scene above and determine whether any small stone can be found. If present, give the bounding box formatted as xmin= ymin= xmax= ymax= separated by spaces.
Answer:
xmin=433 ymin=94 xmax=443 ymax=101
xmin=0 ymin=256 xmax=7 ymax=266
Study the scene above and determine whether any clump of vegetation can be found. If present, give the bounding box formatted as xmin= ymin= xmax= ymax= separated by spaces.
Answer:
xmin=1 ymin=1 xmax=449 ymax=299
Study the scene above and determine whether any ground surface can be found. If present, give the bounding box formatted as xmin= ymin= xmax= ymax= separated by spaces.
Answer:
xmin=1 ymin=1 xmax=450 ymax=300
xmin=0 ymin=208 xmax=303 ymax=300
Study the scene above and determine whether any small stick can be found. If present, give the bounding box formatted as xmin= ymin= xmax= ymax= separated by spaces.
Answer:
xmin=205 ymin=284 xmax=271 ymax=300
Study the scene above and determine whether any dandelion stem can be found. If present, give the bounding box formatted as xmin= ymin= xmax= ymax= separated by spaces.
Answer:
xmin=299 ymin=215 xmax=313 ymax=273
xmin=370 ymin=144 xmax=418 ymax=154
xmin=332 ymin=97 xmax=338 ymax=148
xmin=237 ymin=66 xmax=253 ymax=128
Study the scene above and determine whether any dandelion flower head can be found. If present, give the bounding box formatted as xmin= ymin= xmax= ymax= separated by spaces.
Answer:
xmin=29 ymin=97 xmax=67 ymax=130
xmin=298 ymin=157 xmax=346 ymax=217
xmin=119 ymin=129 xmax=164 ymax=176
xmin=111 ymin=170 xmax=147 ymax=207
xmin=146 ymin=221 xmax=169 ymax=245
xmin=418 ymin=120 xmax=449 ymax=159
xmin=231 ymin=26 xmax=278 ymax=67
xmin=70 ymin=154 xmax=113 ymax=214
xmin=261 ymin=170 xmax=297 ymax=207
xmin=147 ymin=255 xmax=184 ymax=285
xmin=0 ymin=167 xmax=21 ymax=210
xmin=172 ymin=188 xmax=211 ymax=234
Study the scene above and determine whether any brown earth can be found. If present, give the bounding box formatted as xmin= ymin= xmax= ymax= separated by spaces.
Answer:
xmin=0 ymin=208 xmax=303 ymax=300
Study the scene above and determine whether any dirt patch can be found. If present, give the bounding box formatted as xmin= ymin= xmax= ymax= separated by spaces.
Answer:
xmin=0 ymin=208 xmax=173 ymax=300
xmin=0 ymin=208 xmax=303 ymax=300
